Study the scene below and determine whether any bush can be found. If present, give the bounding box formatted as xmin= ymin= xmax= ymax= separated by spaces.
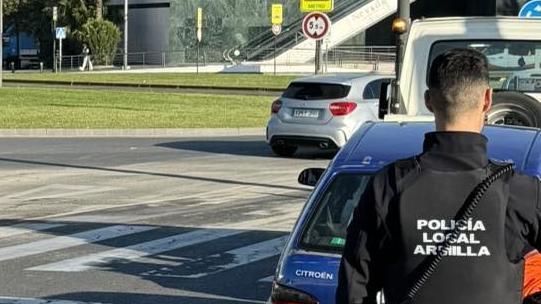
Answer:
xmin=75 ymin=19 xmax=121 ymax=65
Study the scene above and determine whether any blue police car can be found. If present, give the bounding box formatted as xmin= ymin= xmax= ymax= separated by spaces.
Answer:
xmin=270 ymin=121 xmax=541 ymax=304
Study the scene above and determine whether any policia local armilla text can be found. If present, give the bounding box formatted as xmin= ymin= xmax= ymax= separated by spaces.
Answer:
xmin=414 ymin=218 xmax=490 ymax=257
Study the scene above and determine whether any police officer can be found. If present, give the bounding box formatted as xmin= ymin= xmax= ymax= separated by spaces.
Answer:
xmin=336 ymin=48 xmax=541 ymax=304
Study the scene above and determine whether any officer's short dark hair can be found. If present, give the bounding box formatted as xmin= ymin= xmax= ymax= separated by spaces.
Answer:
xmin=524 ymin=292 xmax=541 ymax=304
xmin=427 ymin=48 xmax=490 ymax=121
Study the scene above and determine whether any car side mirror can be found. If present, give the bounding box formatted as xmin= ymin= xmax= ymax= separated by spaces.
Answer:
xmin=378 ymin=80 xmax=392 ymax=119
xmin=298 ymin=168 xmax=325 ymax=187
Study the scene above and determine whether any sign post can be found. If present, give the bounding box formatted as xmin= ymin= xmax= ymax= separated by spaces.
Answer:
xmin=1 ymin=0 xmax=3 ymax=87
xmin=196 ymin=7 xmax=203 ymax=74
xmin=300 ymin=0 xmax=334 ymax=13
xmin=123 ymin=0 xmax=129 ymax=70
xmin=52 ymin=6 xmax=58 ymax=73
xmin=271 ymin=4 xmax=283 ymax=76
xmin=55 ymin=27 xmax=66 ymax=73
xmin=301 ymin=12 xmax=331 ymax=74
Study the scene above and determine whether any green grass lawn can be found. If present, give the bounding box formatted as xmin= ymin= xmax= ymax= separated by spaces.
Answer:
xmin=4 ymin=73 xmax=299 ymax=90
xmin=0 ymin=87 xmax=274 ymax=129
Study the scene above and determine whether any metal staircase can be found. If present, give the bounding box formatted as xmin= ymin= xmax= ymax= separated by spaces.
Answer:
xmin=228 ymin=0 xmax=414 ymax=65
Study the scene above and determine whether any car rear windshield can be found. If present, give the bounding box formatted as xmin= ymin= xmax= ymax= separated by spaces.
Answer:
xmin=429 ymin=40 xmax=541 ymax=93
xmin=282 ymin=82 xmax=351 ymax=100
xmin=300 ymin=173 xmax=371 ymax=253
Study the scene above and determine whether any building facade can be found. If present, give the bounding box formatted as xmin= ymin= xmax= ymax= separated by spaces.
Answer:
xmin=107 ymin=0 xmax=529 ymax=63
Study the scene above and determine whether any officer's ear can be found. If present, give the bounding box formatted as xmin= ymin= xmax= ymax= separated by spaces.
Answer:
xmin=424 ymin=90 xmax=434 ymax=113
xmin=482 ymin=87 xmax=493 ymax=113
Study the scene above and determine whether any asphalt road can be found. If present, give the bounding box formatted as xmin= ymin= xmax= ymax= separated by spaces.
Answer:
xmin=0 ymin=136 xmax=332 ymax=304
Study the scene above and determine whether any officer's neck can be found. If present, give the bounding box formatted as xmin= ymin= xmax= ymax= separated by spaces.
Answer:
xmin=434 ymin=115 xmax=484 ymax=133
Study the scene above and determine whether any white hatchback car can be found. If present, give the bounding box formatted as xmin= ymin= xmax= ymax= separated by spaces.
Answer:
xmin=266 ymin=73 xmax=393 ymax=157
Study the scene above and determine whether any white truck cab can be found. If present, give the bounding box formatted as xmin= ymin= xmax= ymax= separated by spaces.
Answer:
xmin=381 ymin=17 xmax=541 ymax=127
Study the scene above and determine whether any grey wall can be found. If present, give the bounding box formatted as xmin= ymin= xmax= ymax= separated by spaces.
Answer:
xmin=129 ymin=6 xmax=170 ymax=52
xmin=108 ymin=0 xmax=170 ymax=53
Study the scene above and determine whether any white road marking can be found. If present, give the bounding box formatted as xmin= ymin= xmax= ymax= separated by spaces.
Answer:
xmin=0 ymin=225 xmax=155 ymax=262
xmin=150 ymin=235 xmax=289 ymax=279
xmin=29 ymin=228 xmax=244 ymax=272
xmin=258 ymin=275 xmax=275 ymax=283
xmin=0 ymin=293 xmax=265 ymax=304
xmin=57 ymin=215 xmax=135 ymax=223
xmin=0 ymin=223 xmax=65 ymax=239
xmin=27 ymin=187 xmax=246 ymax=221
xmin=0 ymin=184 xmax=117 ymax=201
xmin=243 ymin=210 xmax=273 ymax=216
xmin=27 ymin=181 xmax=308 ymax=221
xmin=221 ymin=212 xmax=300 ymax=232
xmin=54 ymin=200 xmax=301 ymax=232
xmin=0 ymin=296 xmax=105 ymax=304
xmin=183 ymin=235 xmax=289 ymax=278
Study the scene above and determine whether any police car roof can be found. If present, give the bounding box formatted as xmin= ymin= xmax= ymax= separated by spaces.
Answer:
xmin=333 ymin=122 xmax=541 ymax=177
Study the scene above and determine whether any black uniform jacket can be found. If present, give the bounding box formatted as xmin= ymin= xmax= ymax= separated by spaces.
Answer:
xmin=336 ymin=131 xmax=541 ymax=304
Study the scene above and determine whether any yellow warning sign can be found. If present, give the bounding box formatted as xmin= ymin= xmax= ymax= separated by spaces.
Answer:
xmin=300 ymin=0 xmax=334 ymax=12
xmin=271 ymin=4 xmax=283 ymax=25
xmin=197 ymin=8 xmax=203 ymax=29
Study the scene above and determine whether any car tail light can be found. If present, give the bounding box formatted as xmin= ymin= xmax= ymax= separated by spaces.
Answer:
xmin=271 ymin=282 xmax=319 ymax=304
xmin=271 ymin=99 xmax=282 ymax=114
xmin=329 ymin=102 xmax=357 ymax=116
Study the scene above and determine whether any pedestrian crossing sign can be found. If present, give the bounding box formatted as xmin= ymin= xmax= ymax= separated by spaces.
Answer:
xmin=56 ymin=27 xmax=67 ymax=40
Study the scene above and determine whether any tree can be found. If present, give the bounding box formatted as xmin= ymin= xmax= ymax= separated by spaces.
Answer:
xmin=74 ymin=19 xmax=120 ymax=65
xmin=2 ymin=0 xmax=116 ymax=66
xmin=95 ymin=0 xmax=103 ymax=20
xmin=3 ymin=0 xmax=20 ymax=17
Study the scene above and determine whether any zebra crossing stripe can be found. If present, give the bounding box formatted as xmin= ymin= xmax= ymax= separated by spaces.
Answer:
xmin=28 ymin=228 xmax=245 ymax=272
xmin=258 ymin=275 xmax=275 ymax=283
xmin=0 ymin=225 xmax=155 ymax=262
xmin=221 ymin=235 xmax=288 ymax=267
xmin=0 ymin=293 xmax=266 ymax=304
xmin=0 ymin=296 xmax=105 ymax=304
xmin=148 ymin=235 xmax=289 ymax=279
xmin=0 ymin=223 xmax=65 ymax=239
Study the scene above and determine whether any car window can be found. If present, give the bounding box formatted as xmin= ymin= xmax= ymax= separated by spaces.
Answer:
xmin=300 ymin=173 xmax=371 ymax=253
xmin=428 ymin=40 xmax=541 ymax=92
xmin=362 ymin=79 xmax=388 ymax=100
xmin=362 ymin=83 xmax=375 ymax=99
xmin=282 ymin=82 xmax=351 ymax=100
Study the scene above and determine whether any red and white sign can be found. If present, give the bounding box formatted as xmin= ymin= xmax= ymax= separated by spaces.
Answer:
xmin=301 ymin=12 xmax=331 ymax=40
xmin=272 ymin=24 xmax=282 ymax=36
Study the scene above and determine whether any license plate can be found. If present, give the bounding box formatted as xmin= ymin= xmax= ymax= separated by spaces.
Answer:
xmin=293 ymin=109 xmax=319 ymax=118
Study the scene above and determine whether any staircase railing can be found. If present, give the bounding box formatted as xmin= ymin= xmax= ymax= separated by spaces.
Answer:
xmin=227 ymin=0 xmax=370 ymax=63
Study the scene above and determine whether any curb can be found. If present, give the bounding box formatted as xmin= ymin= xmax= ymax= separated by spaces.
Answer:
xmin=0 ymin=128 xmax=266 ymax=138
xmin=3 ymin=79 xmax=285 ymax=94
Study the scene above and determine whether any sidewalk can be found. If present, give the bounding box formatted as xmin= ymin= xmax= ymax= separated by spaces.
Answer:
xmin=87 ymin=62 xmax=394 ymax=74
xmin=0 ymin=128 xmax=266 ymax=138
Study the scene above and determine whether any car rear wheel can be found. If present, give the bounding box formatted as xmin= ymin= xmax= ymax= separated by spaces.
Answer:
xmin=487 ymin=91 xmax=541 ymax=127
xmin=271 ymin=144 xmax=298 ymax=157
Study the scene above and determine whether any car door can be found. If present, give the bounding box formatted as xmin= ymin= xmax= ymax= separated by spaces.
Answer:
xmin=362 ymin=78 xmax=391 ymax=118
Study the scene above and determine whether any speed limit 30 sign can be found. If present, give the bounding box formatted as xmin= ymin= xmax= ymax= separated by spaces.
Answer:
xmin=302 ymin=12 xmax=331 ymax=40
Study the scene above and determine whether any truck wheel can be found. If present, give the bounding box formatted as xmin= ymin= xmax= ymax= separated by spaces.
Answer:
xmin=487 ymin=91 xmax=541 ymax=127
xmin=271 ymin=144 xmax=297 ymax=157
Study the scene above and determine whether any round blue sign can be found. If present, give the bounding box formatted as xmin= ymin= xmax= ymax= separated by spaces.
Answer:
xmin=519 ymin=0 xmax=541 ymax=18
